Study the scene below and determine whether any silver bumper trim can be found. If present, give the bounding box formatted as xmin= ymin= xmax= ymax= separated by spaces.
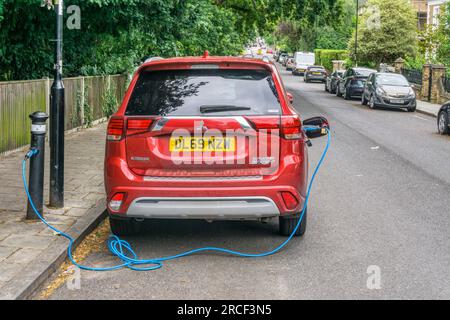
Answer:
xmin=126 ymin=197 xmax=280 ymax=220
xmin=143 ymin=176 xmax=263 ymax=182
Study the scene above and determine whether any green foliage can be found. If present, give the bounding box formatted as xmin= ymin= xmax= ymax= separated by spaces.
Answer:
xmin=102 ymin=78 xmax=118 ymax=118
xmin=81 ymin=83 xmax=93 ymax=128
xmin=348 ymin=0 xmax=418 ymax=67
xmin=271 ymin=0 xmax=352 ymax=53
xmin=314 ymin=49 xmax=348 ymax=71
xmin=0 ymin=0 xmax=257 ymax=81
xmin=404 ymin=55 xmax=426 ymax=70
xmin=419 ymin=3 xmax=450 ymax=67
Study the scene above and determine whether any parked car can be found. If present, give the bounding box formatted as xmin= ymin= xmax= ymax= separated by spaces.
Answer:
xmin=282 ymin=55 xmax=292 ymax=67
xmin=336 ymin=67 xmax=377 ymax=99
xmin=278 ymin=52 xmax=288 ymax=64
xmin=104 ymin=54 xmax=329 ymax=237
xmin=361 ymin=73 xmax=416 ymax=112
xmin=325 ymin=70 xmax=345 ymax=94
xmin=437 ymin=102 xmax=450 ymax=135
xmin=292 ymin=52 xmax=315 ymax=76
xmin=274 ymin=50 xmax=286 ymax=62
xmin=304 ymin=66 xmax=327 ymax=83
xmin=285 ymin=58 xmax=295 ymax=71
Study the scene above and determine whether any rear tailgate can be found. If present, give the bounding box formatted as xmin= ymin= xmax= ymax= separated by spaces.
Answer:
xmin=123 ymin=67 xmax=284 ymax=178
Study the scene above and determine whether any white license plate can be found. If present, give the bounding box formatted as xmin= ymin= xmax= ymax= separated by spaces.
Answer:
xmin=391 ymin=99 xmax=405 ymax=104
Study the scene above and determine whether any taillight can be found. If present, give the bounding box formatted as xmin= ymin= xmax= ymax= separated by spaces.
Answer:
xmin=109 ymin=193 xmax=125 ymax=211
xmin=281 ymin=192 xmax=299 ymax=210
xmin=247 ymin=117 xmax=279 ymax=130
xmin=246 ymin=116 xmax=302 ymax=140
xmin=281 ymin=115 xmax=302 ymax=140
xmin=127 ymin=119 xmax=153 ymax=135
xmin=107 ymin=117 xmax=124 ymax=141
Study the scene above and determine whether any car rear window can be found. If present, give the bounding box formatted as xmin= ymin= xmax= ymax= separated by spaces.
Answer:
xmin=355 ymin=69 xmax=375 ymax=77
xmin=309 ymin=67 xmax=324 ymax=72
xmin=125 ymin=69 xmax=281 ymax=116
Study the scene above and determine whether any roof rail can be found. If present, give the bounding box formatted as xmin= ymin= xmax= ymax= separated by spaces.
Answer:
xmin=144 ymin=56 xmax=164 ymax=63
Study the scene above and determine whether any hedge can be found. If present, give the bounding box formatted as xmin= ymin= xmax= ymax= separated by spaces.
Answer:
xmin=314 ymin=49 xmax=349 ymax=71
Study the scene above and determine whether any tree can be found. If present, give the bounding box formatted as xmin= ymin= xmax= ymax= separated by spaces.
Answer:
xmin=269 ymin=0 xmax=347 ymax=52
xmin=348 ymin=0 xmax=418 ymax=67
xmin=419 ymin=2 xmax=450 ymax=67
xmin=0 ymin=0 xmax=255 ymax=81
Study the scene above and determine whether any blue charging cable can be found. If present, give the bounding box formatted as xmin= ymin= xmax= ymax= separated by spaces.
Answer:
xmin=22 ymin=128 xmax=330 ymax=271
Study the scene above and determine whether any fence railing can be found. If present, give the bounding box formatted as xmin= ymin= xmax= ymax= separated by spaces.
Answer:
xmin=0 ymin=74 xmax=128 ymax=156
xmin=401 ymin=68 xmax=423 ymax=85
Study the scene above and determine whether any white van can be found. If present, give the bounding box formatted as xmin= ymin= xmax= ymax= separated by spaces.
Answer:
xmin=293 ymin=52 xmax=315 ymax=76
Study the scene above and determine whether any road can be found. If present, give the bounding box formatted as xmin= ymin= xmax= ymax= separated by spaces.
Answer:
xmin=42 ymin=64 xmax=450 ymax=300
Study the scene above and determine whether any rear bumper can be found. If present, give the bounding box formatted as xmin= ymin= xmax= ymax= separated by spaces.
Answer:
xmin=305 ymin=75 xmax=326 ymax=81
xmin=293 ymin=69 xmax=306 ymax=75
xmin=126 ymin=196 xmax=280 ymax=220
xmin=105 ymin=138 xmax=308 ymax=220
xmin=105 ymin=159 xmax=307 ymax=220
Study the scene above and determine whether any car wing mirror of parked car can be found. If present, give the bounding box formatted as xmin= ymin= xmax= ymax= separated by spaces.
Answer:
xmin=287 ymin=92 xmax=294 ymax=104
xmin=303 ymin=116 xmax=330 ymax=139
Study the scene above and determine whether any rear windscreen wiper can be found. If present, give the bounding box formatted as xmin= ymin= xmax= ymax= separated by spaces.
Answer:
xmin=200 ymin=105 xmax=252 ymax=114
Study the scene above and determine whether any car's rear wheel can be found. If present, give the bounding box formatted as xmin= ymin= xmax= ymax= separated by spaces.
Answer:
xmin=336 ymin=85 xmax=342 ymax=97
xmin=361 ymin=93 xmax=368 ymax=105
xmin=330 ymin=84 xmax=336 ymax=94
xmin=438 ymin=110 xmax=450 ymax=135
xmin=369 ymin=95 xmax=376 ymax=109
xmin=109 ymin=216 xmax=142 ymax=236
xmin=344 ymin=87 xmax=351 ymax=100
xmin=279 ymin=209 xmax=307 ymax=237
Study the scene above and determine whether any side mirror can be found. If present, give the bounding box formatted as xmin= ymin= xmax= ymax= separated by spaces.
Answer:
xmin=303 ymin=116 xmax=330 ymax=139
xmin=286 ymin=92 xmax=294 ymax=104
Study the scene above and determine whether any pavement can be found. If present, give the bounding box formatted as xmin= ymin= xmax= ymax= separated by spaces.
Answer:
xmin=0 ymin=124 xmax=107 ymax=299
xmin=40 ymin=65 xmax=450 ymax=300
xmin=416 ymin=100 xmax=442 ymax=117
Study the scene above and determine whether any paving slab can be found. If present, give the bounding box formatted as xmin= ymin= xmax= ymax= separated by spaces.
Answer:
xmin=0 ymin=123 xmax=108 ymax=299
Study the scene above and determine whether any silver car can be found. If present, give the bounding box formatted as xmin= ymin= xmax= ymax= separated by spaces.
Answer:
xmin=361 ymin=73 xmax=416 ymax=112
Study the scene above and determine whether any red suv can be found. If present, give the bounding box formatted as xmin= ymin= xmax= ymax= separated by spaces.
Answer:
xmin=104 ymin=54 xmax=328 ymax=237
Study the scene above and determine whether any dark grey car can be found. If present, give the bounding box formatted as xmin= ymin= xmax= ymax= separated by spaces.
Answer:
xmin=361 ymin=73 xmax=416 ymax=112
xmin=304 ymin=66 xmax=327 ymax=83
xmin=437 ymin=102 xmax=450 ymax=135
xmin=325 ymin=70 xmax=345 ymax=94
xmin=337 ymin=67 xmax=377 ymax=99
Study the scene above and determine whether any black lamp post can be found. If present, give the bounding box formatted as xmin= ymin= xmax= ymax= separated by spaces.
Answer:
xmin=49 ymin=0 xmax=65 ymax=208
xmin=355 ymin=0 xmax=359 ymax=67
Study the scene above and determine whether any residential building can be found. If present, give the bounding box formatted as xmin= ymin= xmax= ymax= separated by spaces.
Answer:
xmin=410 ymin=0 xmax=428 ymax=30
xmin=427 ymin=0 xmax=450 ymax=26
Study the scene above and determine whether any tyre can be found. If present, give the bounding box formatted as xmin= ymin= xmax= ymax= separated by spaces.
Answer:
xmin=344 ymin=87 xmax=351 ymax=100
xmin=336 ymin=85 xmax=342 ymax=97
xmin=438 ymin=110 xmax=450 ymax=135
xmin=109 ymin=216 xmax=142 ymax=236
xmin=361 ymin=93 xmax=368 ymax=105
xmin=279 ymin=209 xmax=307 ymax=237
xmin=368 ymin=95 xmax=376 ymax=109
xmin=407 ymin=107 xmax=416 ymax=112
xmin=330 ymin=83 xmax=336 ymax=94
